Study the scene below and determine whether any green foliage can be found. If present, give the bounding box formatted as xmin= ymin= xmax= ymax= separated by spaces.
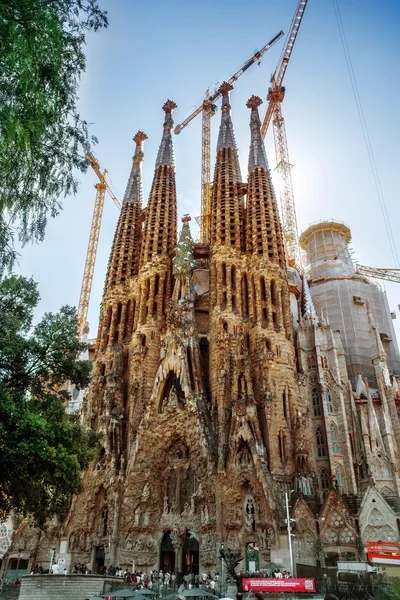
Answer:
xmin=219 ymin=546 xmax=244 ymax=581
xmin=0 ymin=275 xmax=96 ymax=526
xmin=0 ymin=0 xmax=108 ymax=273
xmin=374 ymin=578 xmax=400 ymax=600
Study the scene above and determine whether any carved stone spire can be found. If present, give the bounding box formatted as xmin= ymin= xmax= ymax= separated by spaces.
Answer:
xmin=173 ymin=215 xmax=194 ymax=278
xmin=301 ymin=275 xmax=317 ymax=320
xmin=156 ymin=100 xmax=177 ymax=167
xmin=123 ymin=131 xmax=147 ymax=204
xmin=245 ymin=95 xmax=285 ymax=267
xmin=247 ymin=95 xmax=268 ymax=170
xmin=141 ymin=101 xmax=178 ymax=265
xmin=210 ymin=83 xmax=244 ymax=249
xmin=104 ymin=132 xmax=147 ymax=290
xmin=217 ymin=82 xmax=238 ymax=151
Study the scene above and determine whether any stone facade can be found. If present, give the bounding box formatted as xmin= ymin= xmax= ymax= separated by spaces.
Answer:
xmin=3 ymin=86 xmax=400 ymax=578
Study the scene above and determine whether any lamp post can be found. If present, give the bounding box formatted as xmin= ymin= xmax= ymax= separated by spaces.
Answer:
xmin=285 ymin=492 xmax=295 ymax=577
xmin=220 ymin=542 xmax=224 ymax=596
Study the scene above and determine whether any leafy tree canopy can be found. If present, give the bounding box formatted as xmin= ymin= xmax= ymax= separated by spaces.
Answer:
xmin=0 ymin=0 xmax=108 ymax=273
xmin=0 ymin=275 xmax=96 ymax=526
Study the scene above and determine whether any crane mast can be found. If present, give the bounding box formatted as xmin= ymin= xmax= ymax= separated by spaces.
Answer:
xmin=200 ymin=100 xmax=216 ymax=243
xmin=77 ymin=177 xmax=107 ymax=337
xmin=261 ymin=0 xmax=308 ymax=271
xmin=174 ymin=30 xmax=284 ymax=243
xmin=77 ymin=154 xmax=120 ymax=337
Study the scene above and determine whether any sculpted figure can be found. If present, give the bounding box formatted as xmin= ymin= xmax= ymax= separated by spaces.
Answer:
xmin=163 ymin=495 xmax=169 ymax=515
xmin=134 ymin=507 xmax=141 ymax=526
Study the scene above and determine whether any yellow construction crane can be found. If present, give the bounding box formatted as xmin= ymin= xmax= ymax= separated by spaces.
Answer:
xmin=77 ymin=153 xmax=121 ymax=337
xmin=355 ymin=265 xmax=400 ymax=285
xmin=174 ymin=30 xmax=284 ymax=243
xmin=261 ymin=0 xmax=308 ymax=271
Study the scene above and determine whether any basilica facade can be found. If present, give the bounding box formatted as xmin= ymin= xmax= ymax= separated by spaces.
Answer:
xmin=3 ymin=84 xmax=400 ymax=577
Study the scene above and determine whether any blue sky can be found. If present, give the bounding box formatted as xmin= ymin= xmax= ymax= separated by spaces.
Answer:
xmin=16 ymin=0 xmax=400 ymax=340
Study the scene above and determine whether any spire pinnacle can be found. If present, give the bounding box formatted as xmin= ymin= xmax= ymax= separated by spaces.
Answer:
xmin=301 ymin=276 xmax=318 ymax=320
xmin=156 ymin=100 xmax=177 ymax=167
xmin=173 ymin=215 xmax=194 ymax=277
xmin=247 ymin=95 xmax=268 ymax=170
xmin=217 ymin=82 xmax=237 ymax=150
xmin=123 ymin=131 xmax=147 ymax=204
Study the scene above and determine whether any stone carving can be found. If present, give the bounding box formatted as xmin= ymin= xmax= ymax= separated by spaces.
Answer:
xmin=134 ymin=507 xmax=141 ymax=526
xmin=69 ymin=529 xmax=91 ymax=553
xmin=141 ymin=483 xmax=150 ymax=501
xmin=201 ymin=533 xmax=215 ymax=552
xmin=244 ymin=497 xmax=256 ymax=531
xmin=133 ymin=536 xmax=154 ymax=553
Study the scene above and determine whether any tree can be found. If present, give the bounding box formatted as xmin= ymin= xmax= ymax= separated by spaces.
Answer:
xmin=0 ymin=0 xmax=108 ymax=273
xmin=219 ymin=546 xmax=243 ymax=582
xmin=0 ymin=275 xmax=96 ymax=526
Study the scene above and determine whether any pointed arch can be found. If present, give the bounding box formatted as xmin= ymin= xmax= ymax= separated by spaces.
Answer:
xmin=316 ymin=426 xmax=327 ymax=457
xmin=330 ymin=422 xmax=340 ymax=453
xmin=157 ymin=370 xmax=185 ymax=413
xmin=320 ymin=468 xmax=330 ymax=490
xmin=312 ymin=387 xmax=321 ymax=416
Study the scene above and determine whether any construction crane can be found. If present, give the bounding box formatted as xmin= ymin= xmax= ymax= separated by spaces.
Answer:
xmin=261 ymin=0 xmax=308 ymax=271
xmin=174 ymin=30 xmax=284 ymax=243
xmin=77 ymin=153 xmax=121 ymax=337
xmin=356 ymin=265 xmax=400 ymax=285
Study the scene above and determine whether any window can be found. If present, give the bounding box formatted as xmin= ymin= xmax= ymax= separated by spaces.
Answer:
xmin=320 ymin=468 xmax=330 ymax=490
xmin=330 ymin=422 xmax=340 ymax=453
xmin=316 ymin=426 xmax=327 ymax=457
xmin=335 ymin=463 xmax=345 ymax=491
xmin=312 ymin=387 xmax=321 ymax=416
xmin=325 ymin=387 xmax=334 ymax=413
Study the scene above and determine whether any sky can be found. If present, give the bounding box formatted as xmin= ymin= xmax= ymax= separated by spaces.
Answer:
xmin=15 ymin=0 xmax=400 ymax=341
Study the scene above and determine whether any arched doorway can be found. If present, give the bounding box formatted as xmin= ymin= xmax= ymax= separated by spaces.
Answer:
xmin=160 ymin=531 xmax=175 ymax=573
xmin=94 ymin=546 xmax=105 ymax=574
xmin=183 ymin=531 xmax=199 ymax=575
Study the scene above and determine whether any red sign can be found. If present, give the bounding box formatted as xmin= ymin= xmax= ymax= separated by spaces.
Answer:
xmin=242 ymin=577 xmax=316 ymax=593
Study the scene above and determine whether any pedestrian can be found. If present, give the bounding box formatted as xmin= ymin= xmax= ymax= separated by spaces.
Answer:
xmin=51 ymin=563 xmax=60 ymax=575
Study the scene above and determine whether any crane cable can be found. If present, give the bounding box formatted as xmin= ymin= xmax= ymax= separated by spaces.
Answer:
xmin=332 ymin=0 xmax=400 ymax=268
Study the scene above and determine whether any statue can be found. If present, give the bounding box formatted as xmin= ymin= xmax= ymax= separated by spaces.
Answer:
xmin=141 ymin=482 xmax=150 ymax=501
xmin=163 ymin=495 xmax=169 ymax=515
xmin=134 ymin=507 xmax=141 ymax=526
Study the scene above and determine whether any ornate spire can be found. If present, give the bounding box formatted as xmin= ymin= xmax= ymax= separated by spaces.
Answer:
xmin=247 ymin=95 xmax=268 ymax=170
xmin=141 ymin=101 xmax=178 ymax=265
xmin=104 ymin=133 xmax=147 ymax=290
xmin=245 ymin=96 xmax=285 ymax=266
xmin=123 ymin=131 xmax=147 ymax=204
xmin=366 ymin=301 xmax=386 ymax=361
xmin=210 ymin=83 xmax=244 ymax=248
xmin=173 ymin=215 xmax=194 ymax=278
xmin=217 ymin=82 xmax=238 ymax=150
xmin=156 ymin=100 xmax=177 ymax=167
xmin=301 ymin=276 xmax=317 ymax=319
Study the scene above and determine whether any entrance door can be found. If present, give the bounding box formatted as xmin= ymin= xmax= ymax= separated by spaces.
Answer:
xmin=160 ymin=532 xmax=176 ymax=573
xmin=182 ymin=531 xmax=199 ymax=575
xmin=183 ymin=550 xmax=199 ymax=575
xmin=94 ymin=546 xmax=105 ymax=574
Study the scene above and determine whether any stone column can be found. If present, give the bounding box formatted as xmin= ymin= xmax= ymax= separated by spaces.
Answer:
xmin=171 ymin=532 xmax=183 ymax=575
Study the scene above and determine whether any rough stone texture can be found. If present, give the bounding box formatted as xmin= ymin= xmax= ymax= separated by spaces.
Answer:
xmin=4 ymin=91 xmax=400 ymax=577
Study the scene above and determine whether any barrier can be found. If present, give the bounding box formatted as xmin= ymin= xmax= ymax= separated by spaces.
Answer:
xmin=242 ymin=577 xmax=316 ymax=593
